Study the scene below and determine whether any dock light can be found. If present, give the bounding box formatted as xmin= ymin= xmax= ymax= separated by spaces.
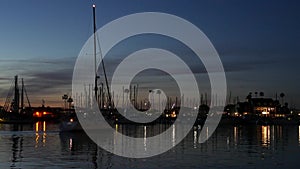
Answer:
xmin=171 ymin=111 xmax=177 ymax=118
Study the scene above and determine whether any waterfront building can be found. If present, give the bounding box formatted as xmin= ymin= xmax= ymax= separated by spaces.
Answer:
xmin=236 ymin=97 xmax=290 ymax=117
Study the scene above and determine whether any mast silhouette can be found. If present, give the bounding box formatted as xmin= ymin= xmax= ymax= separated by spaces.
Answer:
xmin=93 ymin=4 xmax=99 ymax=103
xmin=13 ymin=75 xmax=19 ymax=113
xmin=93 ymin=4 xmax=112 ymax=108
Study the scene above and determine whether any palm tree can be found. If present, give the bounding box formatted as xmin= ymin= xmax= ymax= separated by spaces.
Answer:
xmin=280 ymin=93 xmax=285 ymax=106
xmin=62 ymin=94 xmax=68 ymax=110
xmin=259 ymin=92 xmax=264 ymax=98
xmin=67 ymin=97 xmax=73 ymax=109
xmin=246 ymin=92 xmax=252 ymax=101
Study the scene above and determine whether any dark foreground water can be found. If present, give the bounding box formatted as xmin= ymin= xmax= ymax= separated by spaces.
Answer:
xmin=0 ymin=122 xmax=300 ymax=169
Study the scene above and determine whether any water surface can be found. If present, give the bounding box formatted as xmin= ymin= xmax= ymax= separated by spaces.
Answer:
xmin=0 ymin=122 xmax=300 ymax=169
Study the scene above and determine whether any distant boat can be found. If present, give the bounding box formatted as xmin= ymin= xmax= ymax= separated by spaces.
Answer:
xmin=59 ymin=112 xmax=82 ymax=131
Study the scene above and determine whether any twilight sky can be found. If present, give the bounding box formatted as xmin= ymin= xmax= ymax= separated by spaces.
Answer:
xmin=0 ymin=0 xmax=299 ymax=108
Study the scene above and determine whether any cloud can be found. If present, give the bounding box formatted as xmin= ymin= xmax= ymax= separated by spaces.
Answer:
xmin=0 ymin=57 xmax=76 ymax=106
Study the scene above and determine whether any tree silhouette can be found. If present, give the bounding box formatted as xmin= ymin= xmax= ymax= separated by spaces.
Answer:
xmin=246 ymin=92 xmax=252 ymax=101
xmin=62 ymin=94 xmax=68 ymax=110
xmin=67 ymin=97 xmax=73 ymax=109
xmin=280 ymin=93 xmax=285 ymax=106
xmin=259 ymin=92 xmax=264 ymax=97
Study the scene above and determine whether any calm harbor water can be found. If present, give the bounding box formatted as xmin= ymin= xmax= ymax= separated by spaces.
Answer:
xmin=0 ymin=122 xmax=300 ymax=169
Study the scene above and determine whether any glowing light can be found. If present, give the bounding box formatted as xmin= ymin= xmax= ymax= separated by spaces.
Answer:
xmin=92 ymin=4 xmax=96 ymax=8
xmin=193 ymin=130 xmax=197 ymax=148
xmin=262 ymin=111 xmax=269 ymax=115
xmin=35 ymin=132 xmax=39 ymax=148
xmin=261 ymin=126 xmax=270 ymax=147
xmin=43 ymin=132 xmax=46 ymax=145
xmin=70 ymin=118 xmax=74 ymax=122
xmin=206 ymin=127 xmax=209 ymax=140
xmin=35 ymin=122 xmax=40 ymax=148
xmin=172 ymin=125 xmax=176 ymax=147
xmin=234 ymin=126 xmax=238 ymax=145
xmin=35 ymin=112 xmax=40 ymax=116
xmin=43 ymin=112 xmax=47 ymax=115
xmin=69 ymin=138 xmax=73 ymax=150
xmin=144 ymin=126 xmax=147 ymax=151
xmin=171 ymin=111 xmax=177 ymax=118
xmin=35 ymin=122 xmax=39 ymax=132
xmin=298 ymin=126 xmax=300 ymax=146
xmin=43 ymin=121 xmax=46 ymax=132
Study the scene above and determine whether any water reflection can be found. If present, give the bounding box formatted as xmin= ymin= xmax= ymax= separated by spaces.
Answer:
xmin=10 ymin=134 xmax=23 ymax=168
xmin=172 ymin=125 xmax=176 ymax=147
xmin=34 ymin=121 xmax=47 ymax=147
xmin=193 ymin=130 xmax=197 ymax=148
xmin=144 ymin=126 xmax=147 ymax=151
xmin=261 ymin=126 xmax=270 ymax=147
xmin=299 ymin=125 xmax=300 ymax=146
xmin=233 ymin=126 xmax=239 ymax=145
xmin=0 ymin=124 xmax=300 ymax=169
xmin=59 ymin=131 xmax=113 ymax=169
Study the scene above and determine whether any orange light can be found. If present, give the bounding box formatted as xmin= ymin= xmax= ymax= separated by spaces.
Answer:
xmin=171 ymin=111 xmax=177 ymax=118
xmin=43 ymin=121 xmax=46 ymax=132
xmin=70 ymin=118 xmax=74 ymax=122
xmin=34 ymin=112 xmax=42 ymax=117
xmin=43 ymin=112 xmax=47 ymax=115
xmin=35 ymin=122 xmax=39 ymax=132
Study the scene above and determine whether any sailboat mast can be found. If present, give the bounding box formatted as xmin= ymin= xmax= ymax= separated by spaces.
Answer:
xmin=93 ymin=4 xmax=98 ymax=102
xmin=93 ymin=4 xmax=112 ymax=108
xmin=21 ymin=78 xmax=24 ymax=111
xmin=13 ymin=75 xmax=20 ymax=113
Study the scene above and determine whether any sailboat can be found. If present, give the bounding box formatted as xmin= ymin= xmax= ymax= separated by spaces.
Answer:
xmin=0 ymin=75 xmax=33 ymax=124
xmin=60 ymin=4 xmax=113 ymax=131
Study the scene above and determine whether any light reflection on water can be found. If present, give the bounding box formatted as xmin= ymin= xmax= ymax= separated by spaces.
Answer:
xmin=0 ymin=122 xmax=300 ymax=169
xmin=299 ymin=125 xmax=300 ymax=146
xmin=261 ymin=125 xmax=270 ymax=147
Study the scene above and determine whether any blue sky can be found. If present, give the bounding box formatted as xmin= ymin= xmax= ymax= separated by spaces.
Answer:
xmin=0 ymin=0 xmax=299 ymax=107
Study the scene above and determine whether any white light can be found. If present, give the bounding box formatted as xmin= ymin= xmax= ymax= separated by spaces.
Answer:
xmin=93 ymin=4 xmax=96 ymax=8
xmin=262 ymin=111 xmax=269 ymax=115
